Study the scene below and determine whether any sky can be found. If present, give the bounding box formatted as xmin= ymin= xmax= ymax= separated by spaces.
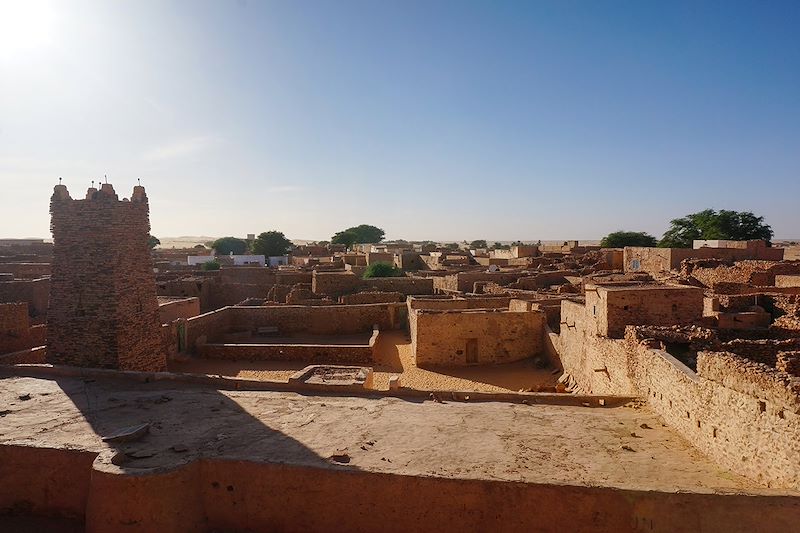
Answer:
xmin=1 ymin=0 xmax=798 ymax=242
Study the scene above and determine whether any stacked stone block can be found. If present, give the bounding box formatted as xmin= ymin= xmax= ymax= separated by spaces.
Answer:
xmin=47 ymin=183 xmax=166 ymax=371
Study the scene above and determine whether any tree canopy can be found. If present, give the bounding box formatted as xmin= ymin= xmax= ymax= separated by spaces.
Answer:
xmin=251 ymin=231 xmax=293 ymax=257
xmin=659 ymin=209 xmax=773 ymax=248
xmin=600 ymin=231 xmax=657 ymax=248
xmin=211 ymin=236 xmax=248 ymax=255
xmin=201 ymin=260 xmax=220 ymax=271
xmin=147 ymin=235 xmax=160 ymax=249
xmin=331 ymin=224 xmax=385 ymax=247
xmin=363 ymin=262 xmax=402 ymax=278
xmin=469 ymin=239 xmax=487 ymax=249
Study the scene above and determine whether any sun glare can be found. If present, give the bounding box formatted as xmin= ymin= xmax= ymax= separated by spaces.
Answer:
xmin=0 ymin=0 xmax=57 ymax=59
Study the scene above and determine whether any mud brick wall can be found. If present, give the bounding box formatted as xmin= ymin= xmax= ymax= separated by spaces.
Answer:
xmin=313 ymin=271 xmax=434 ymax=298
xmin=630 ymin=347 xmax=800 ymax=490
xmin=226 ymin=303 xmax=405 ymax=336
xmin=0 ymin=263 xmax=51 ymax=279
xmin=408 ymin=296 xmax=513 ymax=311
xmin=197 ymin=342 xmax=373 ymax=364
xmin=219 ymin=267 xmax=276 ymax=285
xmin=776 ymin=351 xmax=800 ymax=377
xmin=46 ymin=184 xmax=165 ymax=371
xmin=776 ymin=275 xmax=800 ymax=288
xmin=0 ymin=345 xmax=47 ymax=364
xmin=339 ymin=291 xmax=405 ymax=305
xmin=0 ymin=278 xmax=49 ymax=319
xmin=266 ymin=284 xmax=292 ymax=303
xmin=411 ymin=309 xmax=545 ymax=367
xmin=312 ymin=272 xmax=362 ymax=297
xmin=554 ymin=301 xmax=637 ymax=395
xmin=719 ymin=339 xmax=800 ymax=367
xmin=185 ymin=303 xmax=406 ymax=350
xmin=158 ymin=297 xmax=201 ymax=323
xmin=0 ymin=302 xmax=37 ymax=354
xmin=434 ymin=272 xmax=523 ymax=293
xmin=585 ymin=286 xmax=704 ymax=339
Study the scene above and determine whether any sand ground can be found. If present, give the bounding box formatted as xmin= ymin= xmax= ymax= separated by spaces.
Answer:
xmin=171 ymin=330 xmax=559 ymax=393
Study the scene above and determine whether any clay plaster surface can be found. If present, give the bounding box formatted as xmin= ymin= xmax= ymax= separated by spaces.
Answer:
xmin=0 ymin=374 xmax=788 ymax=495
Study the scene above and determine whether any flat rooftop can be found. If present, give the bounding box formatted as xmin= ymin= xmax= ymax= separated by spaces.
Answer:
xmin=0 ymin=374 xmax=792 ymax=496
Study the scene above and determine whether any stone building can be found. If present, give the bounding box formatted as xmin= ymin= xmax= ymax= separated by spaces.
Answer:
xmin=47 ymin=182 xmax=165 ymax=371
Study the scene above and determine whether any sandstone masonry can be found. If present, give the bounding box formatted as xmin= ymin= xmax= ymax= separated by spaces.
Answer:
xmin=46 ymin=183 xmax=165 ymax=371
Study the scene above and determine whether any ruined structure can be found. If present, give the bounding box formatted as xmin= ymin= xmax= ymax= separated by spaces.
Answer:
xmin=46 ymin=183 xmax=165 ymax=371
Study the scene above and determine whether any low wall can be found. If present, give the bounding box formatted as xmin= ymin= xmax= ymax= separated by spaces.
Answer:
xmin=186 ymin=304 xmax=406 ymax=351
xmin=158 ymin=297 xmax=201 ymax=323
xmin=0 ymin=345 xmax=46 ymax=364
xmin=198 ymin=342 xmax=373 ymax=364
xmin=0 ymin=262 xmax=51 ymax=279
xmin=1 ymin=446 xmax=798 ymax=533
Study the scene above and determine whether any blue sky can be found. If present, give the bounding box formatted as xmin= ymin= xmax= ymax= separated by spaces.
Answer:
xmin=1 ymin=0 xmax=798 ymax=241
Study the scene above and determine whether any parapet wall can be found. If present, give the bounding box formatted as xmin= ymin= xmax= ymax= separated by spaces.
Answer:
xmin=4 ymin=446 xmax=798 ymax=533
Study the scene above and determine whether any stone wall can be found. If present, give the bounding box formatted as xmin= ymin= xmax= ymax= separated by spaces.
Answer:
xmin=633 ymin=347 xmax=800 ymax=490
xmin=0 ymin=302 xmax=45 ymax=354
xmin=625 ymin=246 xmax=785 ymax=274
xmin=585 ymin=285 xmax=703 ymax=338
xmin=158 ymin=297 xmax=201 ymax=324
xmin=0 ymin=277 xmax=49 ymax=320
xmin=407 ymin=295 xmax=513 ymax=311
xmin=339 ymin=291 xmax=405 ymax=305
xmin=411 ymin=308 xmax=545 ymax=367
xmin=0 ymin=263 xmax=51 ymax=279
xmin=47 ymin=183 xmax=165 ymax=371
xmin=776 ymin=275 xmax=800 ymax=288
xmin=550 ymin=308 xmax=800 ymax=490
xmin=313 ymin=271 xmax=434 ymax=298
xmin=556 ymin=301 xmax=637 ymax=394
xmin=198 ymin=341 xmax=374 ymax=364
xmin=433 ymin=271 xmax=523 ymax=293
xmin=186 ymin=303 xmax=406 ymax=351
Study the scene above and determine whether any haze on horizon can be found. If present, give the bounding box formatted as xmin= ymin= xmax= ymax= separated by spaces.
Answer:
xmin=1 ymin=0 xmax=798 ymax=243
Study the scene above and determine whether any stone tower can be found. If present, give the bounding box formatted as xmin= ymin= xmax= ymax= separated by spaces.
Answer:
xmin=47 ymin=182 xmax=166 ymax=371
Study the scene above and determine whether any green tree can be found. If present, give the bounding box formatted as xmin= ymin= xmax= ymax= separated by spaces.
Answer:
xmin=331 ymin=230 xmax=358 ymax=249
xmin=469 ymin=239 xmax=488 ymax=248
xmin=659 ymin=209 xmax=773 ymax=248
xmin=600 ymin=231 xmax=657 ymax=248
xmin=211 ymin=237 xmax=248 ymax=255
xmin=492 ymin=242 xmax=510 ymax=250
xmin=201 ymin=260 xmax=220 ymax=271
xmin=331 ymin=224 xmax=385 ymax=245
xmin=147 ymin=235 xmax=160 ymax=249
xmin=252 ymin=231 xmax=293 ymax=257
xmin=363 ymin=262 xmax=402 ymax=278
